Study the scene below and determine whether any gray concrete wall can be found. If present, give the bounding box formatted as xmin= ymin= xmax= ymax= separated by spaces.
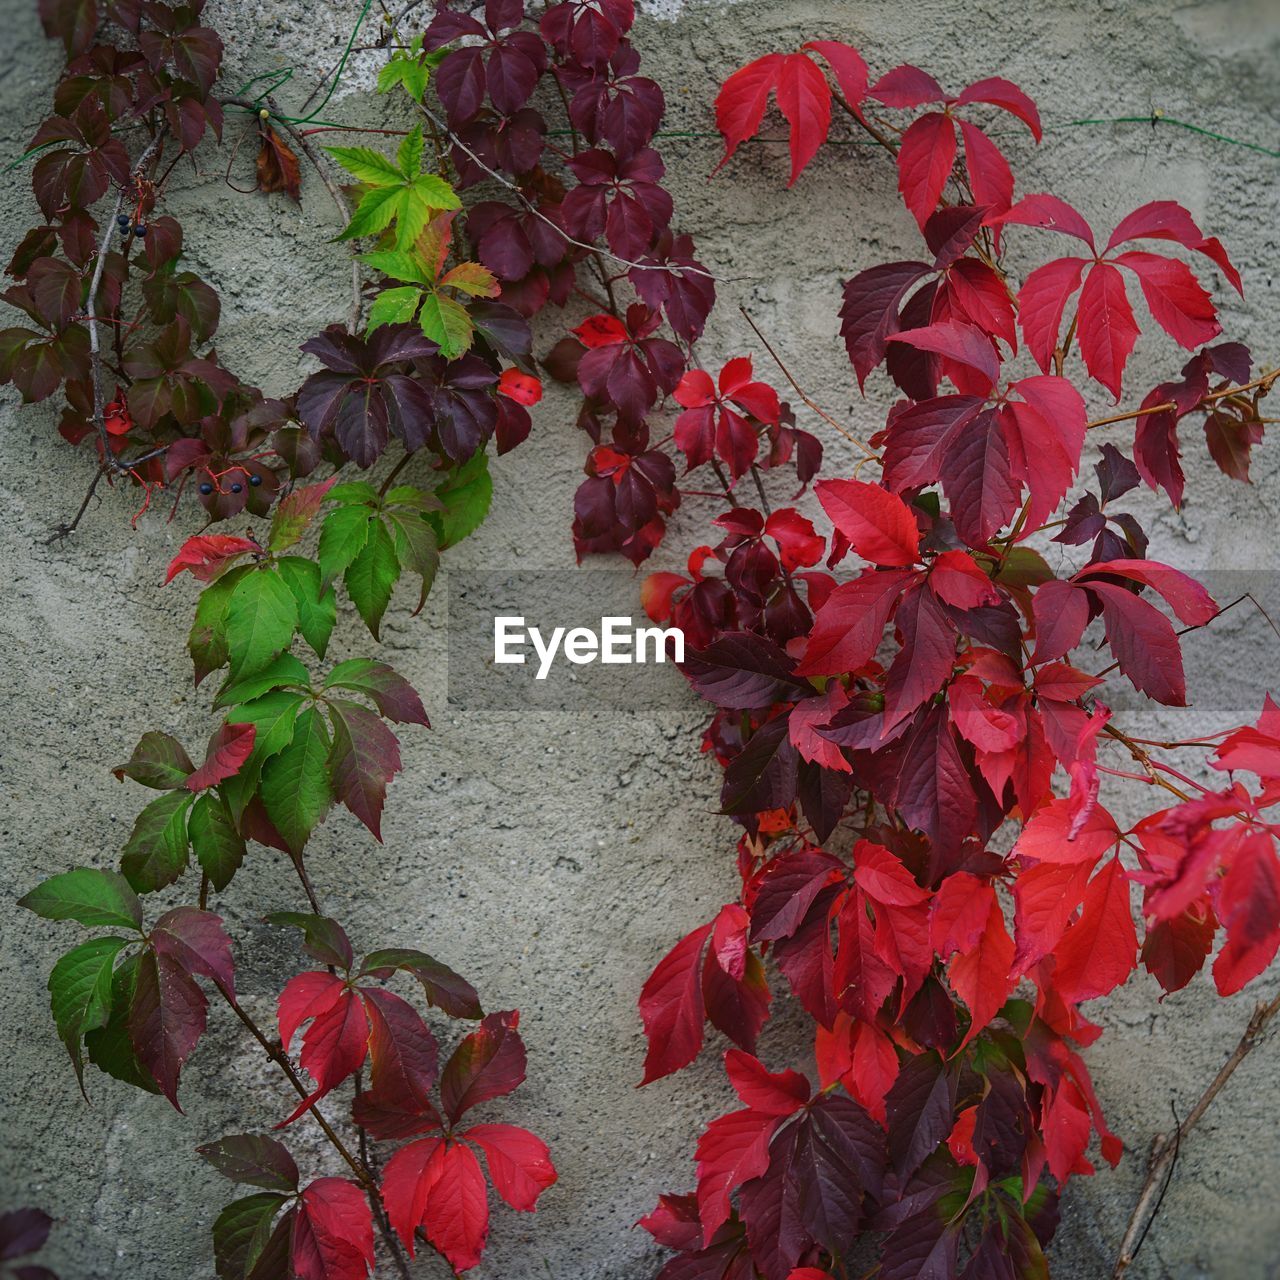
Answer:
xmin=2 ymin=1 xmax=1278 ymax=1277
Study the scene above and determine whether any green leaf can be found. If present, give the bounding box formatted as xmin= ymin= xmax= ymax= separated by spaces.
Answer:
xmin=215 ymin=653 xmax=312 ymax=709
xmin=337 ymin=183 xmax=404 ymax=242
xmin=377 ymin=51 xmax=430 ymax=103
xmin=276 ymin=557 xmax=337 ymax=659
xmin=189 ymin=792 xmax=247 ymax=892
xmin=317 ymin=504 xmax=373 ymax=586
xmin=226 ymin=568 xmax=299 ymax=677
xmin=84 ymin=953 xmax=160 ymax=1094
xmin=327 ymin=481 xmax=380 ymax=506
xmin=323 ymin=144 xmax=403 ymax=187
xmin=264 ymin=911 xmax=353 ymax=969
xmin=19 ymin=867 xmax=143 ymax=931
xmin=120 ymin=790 xmax=194 ymax=892
xmin=190 ymin=565 xmax=252 ymax=685
xmin=361 ymin=248 xmax=432 ymax=285
xmin=259 ymin=706 xmax=332 ymax=855
xmin=49 ymin=935 xmax=131 ymax=1087
xmin=398 ymin=122 xmax=425 ymax=177
xmin=386 ymin=508 xmax=440 ymax=612
xmin=112 ymin=731 xmax=194 ymax=790
xmin=212 ymin=1192 xmax=290 ymax=1280
xmin=417 ymin=289 xmax=473 ymax=358
xmin=343 ymin=519 xmax=401 ymax=639
xmin=384 ymin=485 xmax=444 ymax=512
xmin=227 ymin=690 xmax=305 ymax=764
xmin=429 ymin=449 xmax=492 ymax=549
xmin=367 ymin=284 xmax=423 ymax=334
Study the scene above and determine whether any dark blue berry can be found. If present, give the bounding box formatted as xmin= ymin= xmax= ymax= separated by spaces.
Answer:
xmin=116 ymin=213 xmax=130 ymax=229
xmin=133 ymin=224 xmax=147 ymax=238
xmin=198 ymin=482 xmax=214 ymax=496
xmin=230 ymin=482 xmax=243 ymax=494
xmin=249 ymin=474 xmax=262 ymax=487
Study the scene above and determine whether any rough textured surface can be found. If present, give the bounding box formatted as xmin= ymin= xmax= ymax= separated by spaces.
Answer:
xmin=2 ymin=1 xmax=1279 ymax=1277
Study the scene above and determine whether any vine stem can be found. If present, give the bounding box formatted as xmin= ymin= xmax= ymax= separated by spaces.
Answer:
xmin=738 ymin=306 xmax=879 ymax=460
xmin=1085 ymin=367 xmax=1279 ymax=430
xmin=1111 ymin=989 xmax=1280 ymax=1277
xmin=211 ymin=979 xmax=414 ymax=1280
xmin=88 ymin=130 xmax=167 ymax=476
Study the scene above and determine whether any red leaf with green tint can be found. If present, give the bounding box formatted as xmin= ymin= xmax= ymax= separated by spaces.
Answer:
xmin=185 ymin=722 xmax=256 ymax=792
xmin=127 ymin=948 xmax=207 ymax=1109
xmin=440 ymin=1010 xmax=527 ymax=1123
xmin=326 ymin=698 xmax=402 ymax=840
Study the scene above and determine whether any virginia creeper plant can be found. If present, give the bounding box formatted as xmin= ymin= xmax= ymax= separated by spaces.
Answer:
xmin=9 ymin=0 xmax=1280 ymax=1276
xmin=617 ymin=39 xmax=1275 ymax=1280
xmin=7 ymin=2 xmax=560 ymax=1275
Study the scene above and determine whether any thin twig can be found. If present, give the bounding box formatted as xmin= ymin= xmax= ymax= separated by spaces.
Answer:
xmin=1112 ymin=989 xmax=1280 ymax=1276
xmin=738 ymin=306 xmax=879 ymax=459
xmin=1087 ymin=368 xmax=1279 ymax=431
xmin=221 ymin=96 xmax=363 ymax=331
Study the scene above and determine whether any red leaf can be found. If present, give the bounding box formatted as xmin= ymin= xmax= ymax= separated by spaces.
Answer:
xmin=1013 ymin=797 xmax=1119 ymax=865
xmin=695 ymin=1106 xmax=778 ymax=1243
xmin=931 ymin=873 xmax=996 ymax=956
xmin=285 ymin=989 xmax=370 ymax=1124
xmin=186 ymin=721 xmax=256 ymax=792
xmin=869 ymin=65 xmax=947 ymax=108
xmin=1087 ymin=579 xmax=1188 ymax=705
xmin=1104 ymin=201 xmax=1241 ymax=292
xmin=639 ymin=922 xmax=711 ymax=1082
xmin=774 ymin=53 xmax=832 ymax=186
xmin=995 ymin=193 xmax=1095 ymax=249
xmin=942 ymin=407 xmax=1018 ymax=545
xmin=497 ymin=368 xmax=542 ymax=405
xmin=814 ymin=478 xmax=918 ymax=567
xmin=1213 ymin=833 xmax=1280 ymax=995
xmin=165 ymin=534 xmax=258 ymax=584
xmin=383 ymin=1138 xmax=490 ymax=1269
xmin=796 ymin=569 xmax=914 ymax=676
xmin=838 ymin=261 xmax=932 ymax=389
xmin=714 ymin=53 xmax=785 ymax=170
xmin=358 ymin=986 xmax=440 ymax=1131
xmin=957 ymin=120 xmax=1013 ymax=216
xmin=440 ymin=1010 xmax=527 ymax=1123
xmin=928 ymin=550 xmax=998 ymax=610
xmin=278 ymin=971 xmax=346 ymax=1050
xmin=1052 ymin=857 xmax=1139 ymax=1003
xmin=882 ymin=584 xmax=956 ymax=732
xmin=1004 ymin=374 xmax=1087 ymax=531
xmin=1076 ymin=559 xmax=1217 ymax=626
xmin=151 ymin=906 xmax=235 ymax=996
xmin=1012 ymin=859 xmax=1096 ymax=974
xmin=572 ymin=313 xmax=627 ymax=348
xmin=464 ymin=1124 xmax=556 ymax=1211
xmin=1142 ymin=903 xmax=1216 ymax=994
xmin=947 ymin=895 xmax=1015 ymax=1046
xmin=1030 ymin=579 xmax=1090 ymax=665
xmin=725 ymin=1047 xmax=811 ymax=1115
xmin=888 ymin=320 xmax=1000 ymax=390
xmin=128 ymin=949 xmax=207 ymax=1109
xmin=802 ymin=41 xmax=868 ymax=114
xmin=1114 ymin=252 xmax=1221 ymax=349
xmin=895 ymin=113 xmax=956 ymax=229
xmin=1017 ymin=257 xmax=1087 ymax=373
xmin=326 ymin=699 xmax=402 ymax=841
xmin=1077 ymin=262 xmax=1140 ymax=400
xmin=256 ymin=124 xmax=302 ymax=201
xmin=291 ymin=1178 xmax=375 ymax=1280
xmin=955 ymin=77 xmax=1042 ymax=140
xmin=833 ymin=889 xmax=897 ymax=1022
